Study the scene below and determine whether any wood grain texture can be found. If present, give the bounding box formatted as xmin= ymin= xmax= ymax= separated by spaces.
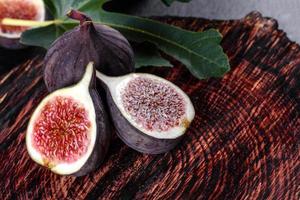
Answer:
xmin=0 ymin=12 xmax=299 ymax=200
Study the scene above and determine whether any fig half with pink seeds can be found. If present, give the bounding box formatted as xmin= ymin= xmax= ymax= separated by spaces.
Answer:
xmin=26 ymin=62 xmax=110 ymax=176
xmin=97 ymin=71 xmax=195 ymax=154
xmin=0 ymin=0 xmax=45 ymax=49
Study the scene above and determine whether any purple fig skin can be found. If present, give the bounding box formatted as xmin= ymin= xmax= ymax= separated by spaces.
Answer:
xmin=105 ymin=88 xmax=183 ymax=154
xmin=0 ymin=37 xmax=25 ymax=49
xmin=44 ymin=10 xmax=134 ymax=92
xmin=72 ymin=66 xmax=111 ymax=176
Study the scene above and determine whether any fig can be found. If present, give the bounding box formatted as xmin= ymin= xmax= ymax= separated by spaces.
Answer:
xmin=26 ymin=62 xmax=110 ymax=176
xmin=96 ymin=71 xmax=195 ymax=154
xmin=0 ymin=0 xmax=45 ymax=49
xmin=44 ymin=10 xmax=134 ymax=92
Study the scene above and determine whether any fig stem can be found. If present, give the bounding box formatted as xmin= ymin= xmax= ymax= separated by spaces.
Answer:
xmin=1 ymin=18 xmax=61 ymax=27
xmin=67 ymin=9 xmax=92 ymax=25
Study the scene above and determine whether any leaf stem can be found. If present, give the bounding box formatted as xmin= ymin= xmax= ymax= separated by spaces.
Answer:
xmin=1 ymin=18 xmax=62 ymax=27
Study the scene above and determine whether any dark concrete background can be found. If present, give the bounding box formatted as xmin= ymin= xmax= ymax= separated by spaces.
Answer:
xmin=127 ymin=0 xmax=300 ymax=43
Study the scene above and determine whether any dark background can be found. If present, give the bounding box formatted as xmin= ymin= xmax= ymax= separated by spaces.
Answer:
xmin=115 ymin=0 xmax=300 ymax=43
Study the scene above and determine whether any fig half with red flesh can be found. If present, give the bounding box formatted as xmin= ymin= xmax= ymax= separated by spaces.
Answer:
xmin=97 ymin=72 xmax=195 ymax=154
xmin=0 ymin=0 xmax=45 ymax=49
xmin=26 ymin=63 xmax=110 ymax=176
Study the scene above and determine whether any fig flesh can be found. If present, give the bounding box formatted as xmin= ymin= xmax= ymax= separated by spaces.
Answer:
xmin=0 ymin=0 xmax=45 ymax=49
xmin=44 ymin=10 xmax=135 ymax=92
xmin=97 ymin=72 xmax=195 ymax=154
xmin=26 ymin=63 xmax=110 ymax=176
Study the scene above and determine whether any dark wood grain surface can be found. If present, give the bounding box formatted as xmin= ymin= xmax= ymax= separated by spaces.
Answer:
xmin=0 ymin=12 xmax=299 ymax=200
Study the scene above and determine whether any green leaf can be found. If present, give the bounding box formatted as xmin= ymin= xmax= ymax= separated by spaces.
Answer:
xmin=133 ymin=43 xmax=172 ymax=68
xmin=43 ymin=0 xmax=57 ymax=16
xmin=47 ymin=0 xmax=105 ymax=19
xmin=21 ymin=25 xmax=66 ymax=49
xmin=98 ymin=11 xmax=229 ymax=78
xmin=162 ymin=0 xmax=192 ymax=6
xmin=20 ymin=0 xmax=230 ymax=79
xmin=21 ymin=0 xmax=105 ymax=48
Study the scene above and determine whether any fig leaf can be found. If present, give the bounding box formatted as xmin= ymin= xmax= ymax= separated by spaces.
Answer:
xmin=21 ymin=0 xmax=230 ymax=79
xmin=133 ymin=42 xmax=172 ymax=68
xmin=162 ymin=0 xmax=192 ymax=7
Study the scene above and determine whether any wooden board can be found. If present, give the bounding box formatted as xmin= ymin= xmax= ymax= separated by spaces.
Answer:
xmin=0 ymin=12 xmax=299 ymax=200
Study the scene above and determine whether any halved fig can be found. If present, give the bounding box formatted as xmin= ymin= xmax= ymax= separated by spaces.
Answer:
xmin=96 ymin=72 xmax=195 ymax=154
xmin=0 ymin=0 xmax=45 ymax=49
xmin=26 ymin=62 xmax=110 ymax=176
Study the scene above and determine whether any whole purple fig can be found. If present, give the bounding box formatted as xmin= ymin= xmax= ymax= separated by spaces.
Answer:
xmin=44 ymin=10 xmax=134 ymax=92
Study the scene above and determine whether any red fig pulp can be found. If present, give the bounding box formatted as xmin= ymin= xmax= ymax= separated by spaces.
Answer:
xmin=121 ymin=77 xmax=186 ymax=132
xmin=97 ymin=72 xmax=195 ymax=154
xmin=27 ymin=63 xmax=110 ymax=176
xmin=32 ymin=96 xmax=91 ymax=163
